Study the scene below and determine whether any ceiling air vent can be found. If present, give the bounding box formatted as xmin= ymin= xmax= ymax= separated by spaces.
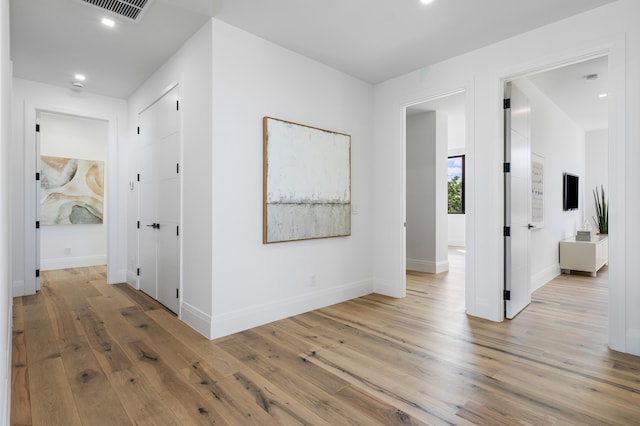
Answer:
xmin=77 ymin=0 xmax=154 ymax=22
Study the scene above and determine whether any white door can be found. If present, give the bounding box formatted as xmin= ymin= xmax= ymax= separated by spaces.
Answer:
xmin=35 ymin=121 xmax=41 ymax=291
xmin=504 ymin=82 xmax=532 ymax=319
xmin=138 ymin=86 xmax=181 ymax=313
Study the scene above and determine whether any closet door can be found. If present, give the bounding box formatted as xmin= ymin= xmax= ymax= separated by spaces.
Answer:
xmin=155 ymin=89 xmax=180 ymax=313
xmin=138 ymin=86 xmax=181 ymax=313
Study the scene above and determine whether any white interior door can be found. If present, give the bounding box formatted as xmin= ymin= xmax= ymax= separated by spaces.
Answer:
xmin=155 ymin=91 xmax=180 ymax=313
xmin=35 ymin=120 xmax=41 ymax=291
xmin=138 ymin=85 xmax=181 ymax=313
xmin=139 ymin=180 xmax=158 ymax=298
xmin=504 ymin=82 xmax=532 ymax=319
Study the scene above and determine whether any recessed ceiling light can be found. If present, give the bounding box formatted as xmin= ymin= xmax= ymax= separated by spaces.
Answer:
xmin=101 ymin=17 xmax=115 ymax=27
xmin=420 ymin=0 xmax=434 ymax=4
xmin=74 ymin=74 xmax=86 ymax=81
xmin=599 ymin=93 xmax=608 ymax=98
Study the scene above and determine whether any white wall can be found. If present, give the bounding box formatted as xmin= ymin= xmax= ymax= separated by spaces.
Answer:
xmin=127 ymin=21 xmax=213 ymax=336
xmin=372 ymin=0 xmax=639 ymax=354
xmin=39 ymin=112 xmax=108 ymax=270
xmin=406 ymin=112 xmax=434 ymax=269
xmin=406 ymin=111 xmax=449 ymax=273
xmin=585 ymin=129 xmax=608 ymax=232
xmin=12 ymin=78 xmax=128 ymax=295
xmin=0 ymin=0 xmax=11 ymax=421
xmin=210 ymin=20 xmax=373 ymax=338
xmin=515 ymin=78 xmax=585 ymax=291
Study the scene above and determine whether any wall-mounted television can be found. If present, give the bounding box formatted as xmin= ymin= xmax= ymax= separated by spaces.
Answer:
xmin=563 ymin=173 xmax=579 ymax=211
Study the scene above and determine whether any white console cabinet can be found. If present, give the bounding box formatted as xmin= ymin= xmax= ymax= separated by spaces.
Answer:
xmin=559 ymin=235 xmax=608 ymax=277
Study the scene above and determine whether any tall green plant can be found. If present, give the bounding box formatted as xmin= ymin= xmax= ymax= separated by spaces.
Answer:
xmin=592 ymin=185 xmax=608 ymax=234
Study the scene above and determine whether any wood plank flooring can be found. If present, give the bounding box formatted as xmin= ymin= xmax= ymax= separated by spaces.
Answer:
xmin=11 ymin=253 xmax=640 ymax=425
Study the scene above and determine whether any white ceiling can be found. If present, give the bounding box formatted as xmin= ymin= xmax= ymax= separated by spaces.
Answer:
xmin=406 ymin=56 xmax=609 ymax=132
xmin=10 ymin=0 xmax=617 ymax=99
xmin=526 ymin=56 xmax=608 ymax=131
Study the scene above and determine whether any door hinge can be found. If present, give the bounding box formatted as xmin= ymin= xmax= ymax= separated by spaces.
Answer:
xmin=503 ymin=98 xmax=511 ymax=109
xmin=137 ymin=173 xmax=140 ymax=182
xmin=176 ymin=225 xmax=179 ymax=236
xmin=137 ymin=267 xmax=140 ymax=276
xmin=36 ymin=172 xmax=40 ymax=181
xmin=36 ymin=221 xmax=40 ymax=229
xmin=176 ymin=163 xmax=179 ymax=174
xmin=137 ymin=126 xmax=140 ymax=135
xmin=503 ymin=226 xmax=511 ymax=237
xmin=36 ymin=124 xmax=40 ymax=132
xmin=137 ymin=221 xmax=140 ymax=229
xmin=36 ymin=269 xmax=40 ymax=277
xmin=176 ymin=100 xmax=179 ymax=111
xmin=503 ymin=162 xmax=511 ymax=173
xmin=503 ymin=290 xmax=511 ymax=300
xmin=176 ymin=288 xmax=179 ymax=298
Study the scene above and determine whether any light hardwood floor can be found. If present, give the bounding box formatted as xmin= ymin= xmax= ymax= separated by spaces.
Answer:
xmin=11 ymin=252 xmax=640 ymax=425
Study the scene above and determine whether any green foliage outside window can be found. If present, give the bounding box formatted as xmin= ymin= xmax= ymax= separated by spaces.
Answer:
xmin=448 ymin=175 xmax=463 ymax=213
xmin=448 ymin=156 xmax=464 ymax=214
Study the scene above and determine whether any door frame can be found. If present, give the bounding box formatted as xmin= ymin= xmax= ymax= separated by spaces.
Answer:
xmin=400 ymin=87 xmax=471 ymax=298
xmin=23 ymin=102 xmax=120 ymax=295
xmin=499 ymin=43 xmax=625 ymax=350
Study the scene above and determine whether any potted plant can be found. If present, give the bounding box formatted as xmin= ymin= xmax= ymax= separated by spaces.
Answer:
xmin=592 ymin=185 xmax=608 ymax=235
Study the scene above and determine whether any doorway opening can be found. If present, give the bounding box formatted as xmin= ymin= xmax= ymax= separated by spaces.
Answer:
xmin=405 ymin=90 xmax=467 ymax=307
xmin=503 ymin=55 xmax=609 ymax=319
xmin=37 ymin=111 xmax=109 ymax=282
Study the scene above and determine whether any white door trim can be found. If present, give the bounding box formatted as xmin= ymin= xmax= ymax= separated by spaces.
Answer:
xmin=22 ymin=102 xmax=120 ymax=295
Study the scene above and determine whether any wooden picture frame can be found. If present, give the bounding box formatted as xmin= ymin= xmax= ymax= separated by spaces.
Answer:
xmin=263 ymin=117 xmax=351 ymax=243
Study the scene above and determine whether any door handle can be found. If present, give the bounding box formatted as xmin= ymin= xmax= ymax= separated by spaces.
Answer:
xmin=527 ymin=224 xmax=535 ymax=229
xmin=146 ymin=223 xmax=160 ymax=229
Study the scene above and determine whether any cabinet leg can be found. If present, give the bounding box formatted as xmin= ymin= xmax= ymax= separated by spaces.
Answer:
xmin=591 ymin=272 xmax=597 ymax=277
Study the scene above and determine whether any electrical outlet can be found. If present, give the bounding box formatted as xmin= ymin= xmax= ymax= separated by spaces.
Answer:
xmin=309 ymin=274 xmax=317 ymax=287
xmin=64 ymin=248 xmax=71 ymax=256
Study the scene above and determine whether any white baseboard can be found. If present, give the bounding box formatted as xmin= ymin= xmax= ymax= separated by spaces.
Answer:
xmin=112 ymin=269 xmax=127 ymax=285
xmin=126 ymin=270 xmax=138 ymax=288
xmin=41 ymin=255 xmax=107 ymax=271
xmin=181 ymin=302 xmax=212 ymax=339
xmin=210 ymin=279 xmax=373 ymax=340
xmin=12 ymin=280 xmax=24 ymax=298
xmin=532 ymin=263 xmax=561 ymax=292
xmin=373 ymin=278 xmax=396 ymax=296
xmin=407 ymin=258 xmax=449 ymax=274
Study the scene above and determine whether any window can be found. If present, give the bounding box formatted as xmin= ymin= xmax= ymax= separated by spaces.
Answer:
xmin=448 ymin=155 xmax=465 ymax=214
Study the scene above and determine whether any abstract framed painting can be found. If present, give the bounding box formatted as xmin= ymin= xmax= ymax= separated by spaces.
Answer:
xmin=40 ymin=155 xmax=104 ymax=225
xmin=263 ymin=117 xmax=351 ymax=243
